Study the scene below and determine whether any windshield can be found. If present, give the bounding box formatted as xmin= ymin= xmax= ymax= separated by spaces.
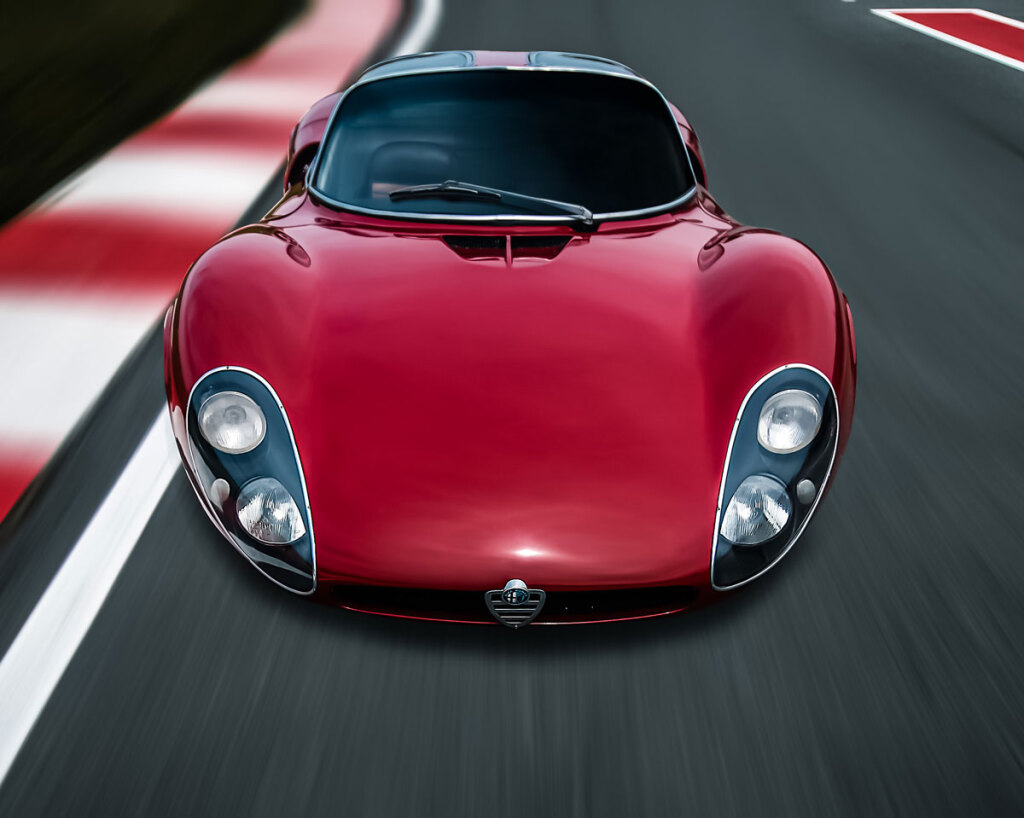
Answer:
xmin=311 ymin=70 xmax=694 ymax=220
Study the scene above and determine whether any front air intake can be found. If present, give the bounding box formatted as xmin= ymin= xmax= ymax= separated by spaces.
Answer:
xmin=329 ymin=585 xmax=696 ymax=624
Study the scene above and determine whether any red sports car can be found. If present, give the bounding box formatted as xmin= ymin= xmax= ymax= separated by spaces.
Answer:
xmin=164 ymin=50 xmax=856 ymax=627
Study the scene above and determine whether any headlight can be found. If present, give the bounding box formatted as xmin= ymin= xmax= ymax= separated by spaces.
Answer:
xmin=721 ymin=475 xmax=792 ymax=545
xmin=757 ymin=389 xmax=822 ymax=454
xmin=199 ymin=391 xmax=266 ymax=454
xmin=236 ymin=477 xmax=306 ymax=545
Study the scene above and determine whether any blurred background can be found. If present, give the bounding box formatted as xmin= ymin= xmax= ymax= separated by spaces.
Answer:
xmin=1 ymin=0 xmax=1023 ymax=815
xmin=0 ymin=0 xmax=395 ymax=520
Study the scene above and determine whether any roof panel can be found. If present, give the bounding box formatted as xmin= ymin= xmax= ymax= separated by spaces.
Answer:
xmin=528 ymin=51 xmax=639 ymax=77
xmin=358 ymin=51 xmax=474 ymax=82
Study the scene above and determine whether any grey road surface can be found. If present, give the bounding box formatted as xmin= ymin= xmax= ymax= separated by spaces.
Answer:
xmin=2 ymin=0 xmax=1024 ymax=815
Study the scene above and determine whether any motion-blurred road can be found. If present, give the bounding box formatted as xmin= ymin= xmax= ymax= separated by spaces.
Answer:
xmin=2 ymin=0 xmax=1024 ymax=815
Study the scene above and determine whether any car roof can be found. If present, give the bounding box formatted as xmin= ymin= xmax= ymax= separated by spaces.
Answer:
xmin=356 ymin=50 xmax=641 ymax=83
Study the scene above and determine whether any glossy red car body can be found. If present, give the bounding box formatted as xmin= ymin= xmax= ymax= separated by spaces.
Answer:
xmin=164 ymin=51 xmax=856 ymax=623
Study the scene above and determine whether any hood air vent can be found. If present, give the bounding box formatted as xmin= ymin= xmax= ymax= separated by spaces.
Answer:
xmin=442 ymin=235 xmax=505 ymax=260
xmin=511 ymin=235 xmax=570 ymax=260
xmin=442 ymin=235 xmax=571 ymax=263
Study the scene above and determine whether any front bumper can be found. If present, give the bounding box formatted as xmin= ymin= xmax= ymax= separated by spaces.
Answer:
xmin=322 ymin=583 xmax=701 ymax=625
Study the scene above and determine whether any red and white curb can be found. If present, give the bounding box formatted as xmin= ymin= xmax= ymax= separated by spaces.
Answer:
xmin=872 ymin=8 xmax=1024 ymax=72
xmin=0 ymin=0 xmax=441 ymax=789
xmin=0 ymin=0 xmax=404 ymax=521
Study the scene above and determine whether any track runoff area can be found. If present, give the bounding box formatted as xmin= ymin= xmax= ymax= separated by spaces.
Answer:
xmin=0 ymin=0 xmax=439 ymax=788
xmin=872 ymin=8 xmax=1024 ymax=72
xmin=0 ymin=0 xmax=1021 ymax=810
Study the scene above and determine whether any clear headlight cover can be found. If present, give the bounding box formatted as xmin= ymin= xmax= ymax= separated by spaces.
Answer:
xmin=721 ymin=475 xmax=792 ymax=545
xmin=236 ymin=477 xmax=306 ymax=545
xmin=199 ymin=391 xmax=266 ymax=454
xmin=757 ymin=390 xmax=822 ymax=454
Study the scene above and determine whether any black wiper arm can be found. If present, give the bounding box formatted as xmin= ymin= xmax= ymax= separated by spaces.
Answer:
xmin=389 ymin=179 xmax=593 ymax=226
xmin=389 ymin=180 xmax=501 ymax=202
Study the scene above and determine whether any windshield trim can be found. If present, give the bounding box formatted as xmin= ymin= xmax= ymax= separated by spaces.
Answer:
xmin=305 ymin=64 xmax=699 ymax=226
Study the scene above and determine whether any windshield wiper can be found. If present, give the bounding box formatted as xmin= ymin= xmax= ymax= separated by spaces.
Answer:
xmin=389 ymin=179 xmax=593 ymax=228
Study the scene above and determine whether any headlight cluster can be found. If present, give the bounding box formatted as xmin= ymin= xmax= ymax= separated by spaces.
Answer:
xmin=712 ymin=366 xmax=838 ymax=589
xmin=187 ymin=368 xmax=315 ymax=594
xmin=720 ymin=474 xmax=792 ymax=545
xmin=236 ymin=477 xmax=306 ymax=544
xmin=756 ymin=390 xmax=821 ymax=454
xmin=199 ymin=391 xmax=266 ymax=454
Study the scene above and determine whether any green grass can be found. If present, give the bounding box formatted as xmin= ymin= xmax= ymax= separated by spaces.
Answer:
xmin=0 ymin=0 xmax=303 ymax=225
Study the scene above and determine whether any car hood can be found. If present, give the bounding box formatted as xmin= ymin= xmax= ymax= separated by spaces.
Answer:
xmin=170 ymin=202 xmax=843 ymax=590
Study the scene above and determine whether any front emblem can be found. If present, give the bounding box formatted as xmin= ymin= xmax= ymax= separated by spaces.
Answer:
xmin=486 ymin=579 xmax=546 ymax=628
xmin=502 ymin=579 xmax=530 ymax=605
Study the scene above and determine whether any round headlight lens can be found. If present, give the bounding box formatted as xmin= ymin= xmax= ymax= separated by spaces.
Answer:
xmin=199 ymin=391 xmax=266 ymax=454
xmin=236 ymin=477 xmax=306 ymax=545
xmin=757 ymin=389 xmax=822 ymax=454
xmin=721 ymin=475 xmax=792 ymax=545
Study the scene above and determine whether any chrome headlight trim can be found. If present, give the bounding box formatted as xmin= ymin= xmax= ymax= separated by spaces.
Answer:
xmin=711 ymin=363 xmax=839 ymax=591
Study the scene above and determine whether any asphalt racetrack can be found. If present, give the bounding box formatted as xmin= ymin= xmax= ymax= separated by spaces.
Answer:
xmin=2 ymin=0 xmax=1024 ymax=815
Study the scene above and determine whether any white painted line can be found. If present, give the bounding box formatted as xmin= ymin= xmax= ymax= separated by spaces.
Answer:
xmin=0 ymin=412 xmax=177 ymax=787
xmin=40 ymin=148 xmax=279 ymax=221
xmin=0 ymin=293 xmax=163 ymax=446
xmin=391 ymin=0 xmax=443 ymax=56
xmin=871 ymin=9 xmax=1024 ymax=73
